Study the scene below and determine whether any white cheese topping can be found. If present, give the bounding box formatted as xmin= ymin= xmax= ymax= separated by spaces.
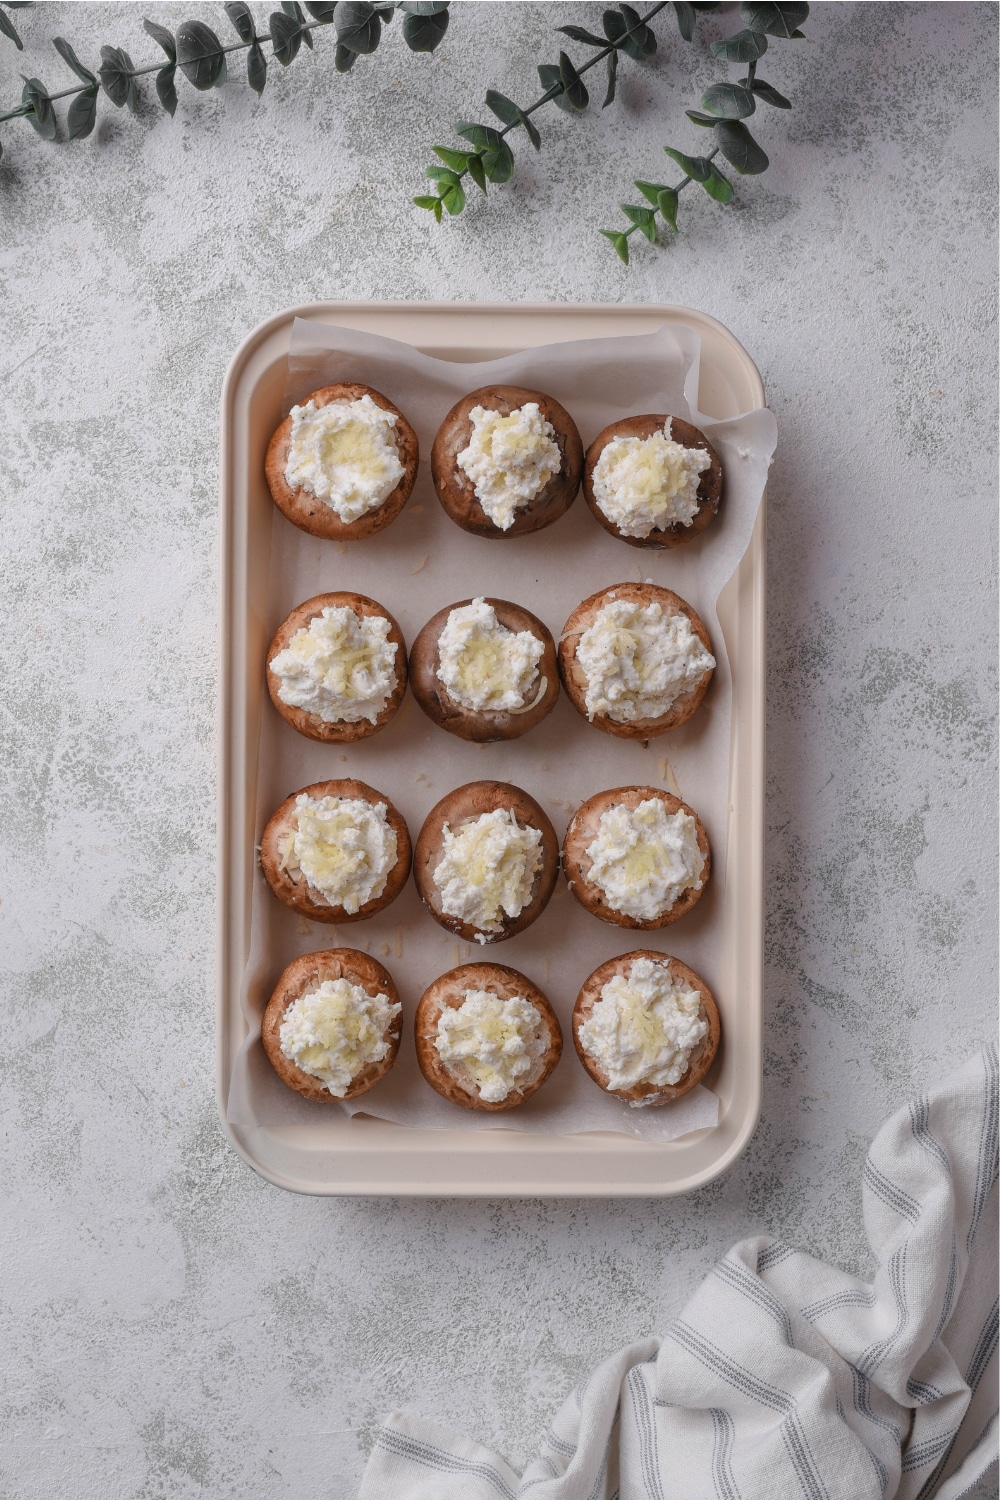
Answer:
xmin=270 ymin=605 xmax=398 ymax=724
xmin=284 ymin=395 xmax=405 ymax=522
xmin=578 ymin=957 xmax=708 ymax=1098
xmin=575 ymin=597 xmax=715 ymax=723
xmin=279 ymin=978 xmax=400 ymax=1097
xmin=278 ymin=794 xmax=397 ymax=913
xmin=431 ymin=807 xmax=543 ymax=940
xmin=436 ymin=598 xmax=545 ymax=713
xmin=456 ymin=403 xmax=561 ymax=530
xmin=435 ymin=989 xmax=547 ymax=1103
xmin=592 ymin=419 xmax=712 ymax=538
xmin=584 ymin=798 xmax=705 ymax=921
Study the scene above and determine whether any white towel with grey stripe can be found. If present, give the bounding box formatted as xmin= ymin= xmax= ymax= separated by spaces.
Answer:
xmin=359 ymin=1047 xmax=998 ymax=1500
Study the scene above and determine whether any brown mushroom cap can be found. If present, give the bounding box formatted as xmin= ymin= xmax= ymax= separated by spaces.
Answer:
xmin=431 ymin=384 xmax=583 ymax=538
xmin=262 ymin=948 xmax=402 ymax=1102
xmin=264 ymin=382 xmax=418 ymax=541
xmin=572 ymin=950 xmax=720 ymax=1106
xmin=415 ymin=962 xmax=562 ymax=1111
xmin=413 ymin=781 xmax=559 ymax=944
xmin=260 ymin=778 xmax=412 ymax=924
xmin=562 ymin=786 xmax=710 ymax=929
xmin=409 ymin=597 xmax=559 ymax=743
xmin=557 ymin=581 xmax=714 ymax=741
xmin=266 ymin=591 xmax=407 ymax=744
xmin=583 ymin=414 xmax=723 ymax=550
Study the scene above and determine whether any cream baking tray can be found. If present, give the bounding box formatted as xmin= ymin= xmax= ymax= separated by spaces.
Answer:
xmin=217 ymin=302 xmax=765 ymax=1196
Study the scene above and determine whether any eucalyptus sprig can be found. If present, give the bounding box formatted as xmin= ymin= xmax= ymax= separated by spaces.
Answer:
xmin=0 ymin=1 xmax=448 ymax=161
xmin=602 ymin=0 xmax=807 ymax=262
xmin=413 ymin=2 xmax=721 ymax=224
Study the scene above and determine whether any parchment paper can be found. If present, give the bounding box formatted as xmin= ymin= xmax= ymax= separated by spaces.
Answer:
xmin=227 ymin=319 xmax=776 ymax=1143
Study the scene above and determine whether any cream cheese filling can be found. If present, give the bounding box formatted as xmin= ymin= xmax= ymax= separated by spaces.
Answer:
xmin=279 ymin=977 xmax=400 ymax=1097
xmin=436 ymin=598 xmax=545 ymax=713
xmin=435 ymin=989 xmax=547 ymax=1102
xmin=456 ymin=403 xmax=561 ymax=530
xmin=270 ymin=605 xmax=398 ymax=725
xmin=592 ymin=420 xmax=711 ymax=537
xmin=575 ymin=597 xmax=715 ymax=723
xmin=278 ymin=794 xmax=397 ymax=913
xmin=432 ymin=807 xmax=543 ymax=939
xmin=577 ymin=957 xmax=707 ymax=1099
xmin=584 ymin=798 xmax=705 ymax=921
xmin=284 ymin=395 xmax=405 ymax=522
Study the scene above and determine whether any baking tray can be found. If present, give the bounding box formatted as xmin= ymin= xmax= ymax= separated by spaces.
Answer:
xmin=217 ymin=302 xmax=765 ymax=1196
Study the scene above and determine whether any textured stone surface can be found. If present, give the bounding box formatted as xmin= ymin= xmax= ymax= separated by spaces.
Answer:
xmin=0 ymin=3 xmax=996 ymax=1495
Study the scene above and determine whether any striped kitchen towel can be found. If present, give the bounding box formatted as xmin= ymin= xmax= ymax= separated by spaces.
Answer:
xmin=359 ymin=1046 xmax=998 ymax=1500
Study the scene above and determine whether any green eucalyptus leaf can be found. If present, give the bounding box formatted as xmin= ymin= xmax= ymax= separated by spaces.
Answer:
xmin=662 ymin=145 xmax=711 ymax=181
xmin=701 ymin=80 xmax=755 ymax=117
xmin=466 ymin=151 xmax=487 ymax=193
xmin=157 ymin=61 xmax=179 ymax=111
xmin=433 ymin=197 xmax=443 ymax=222
xmin=334 ymin=41 xmax=355 ymax=69
xmin=21 ymin=77 xmax=56 ymax=138
xmin=425 ymin=163 xmax=459 ymax=184
xmin=657 ymin=186 xmax=679 ymax=230
xmin=442 ymin=180 xmax=465 ymax=215
xmin=538 ymin=61 xmax=576 ymax=114
xmin=673 ymin=1 xmax=695 ymax=40
xmin=67 ymin=84 xmax=99 ymax=138
xmin=270 ymin=11 xmax=302 ymax=63
xmin=53 ymin=37 xmax=98 ymax=84
xmin=558 ymin=50 xmax=588 ymax=110
xmin=710 ymin=27 xmax=767 ymax=61
xmin=98 ymin=47 xmax=139 ymax=110
xmin=156 ymin=61 xmax=178 ymax=111
xmin=402 ymin=8 xmax=448 ymax=50
xmin=603 ymin=48 xmax=617 ymax=108
xmin=634 ymin=179 xmax=667 ymax=206
xmin=432 ymin=145 xmax=469 ymax=171
xmin=751 ymin=77 xmax=790 ymax=107
xmin=304 ymin=1 xmax=337 ymax=18
xmin=484 ymin=90 xmax=540 ymax=149
xmin=557 ymin=24 xmax=605 ymax=45
xmin=285 ymin=0 xmax=314 ymax=45
xmin=0 ymin=8 xmax=23 ymax=50
xmin=454 ymin=121 xmax=494 ymax=148
xmin=454 ymin=122 xmax=513 ymax=181
xmin=702 ymin=165 xmax=734 ymax=202
xmin=685 ymin=110 xmax=717 ymax=126
xmin=621 ymin=203 xmax=656 ymax=242
xmin=740 ymin=1 xmax=807 ymax=36
xmin=224 ymin=1 xmax=256 ymax=43
xmin=176 ymin=21 xmax=227 ymax=89
xmin=484 ymin=89 xmax=518 ymax=126
xmin=713 ymin=117 xmax=769 ymax=173
xmin=334 ymin=1 xmax=381 ymax=52
xmin=143 ymin=18 xmax=177 ymax=61
xmin=602 ymin=9 xmax=626 ymax=43
xmin=599 ymin=229 xmax=630 ymax=265
xmin=247 ymin=39 xmax=266 ymax=91
xmin=413 ymin=194 xmax=440 ymax=209
xmin=399 ymin=1 xmax=450 ymax=13
xmin=616 ymin=3 xmax=656 ymax=58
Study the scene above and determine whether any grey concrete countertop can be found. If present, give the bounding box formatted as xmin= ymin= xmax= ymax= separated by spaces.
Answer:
xmin=1 ymin=3 xmax=996 ymax=1494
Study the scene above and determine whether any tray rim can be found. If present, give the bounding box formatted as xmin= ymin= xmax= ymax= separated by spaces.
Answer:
xmin=217 ymin=300 xmax=765 ymax=1197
